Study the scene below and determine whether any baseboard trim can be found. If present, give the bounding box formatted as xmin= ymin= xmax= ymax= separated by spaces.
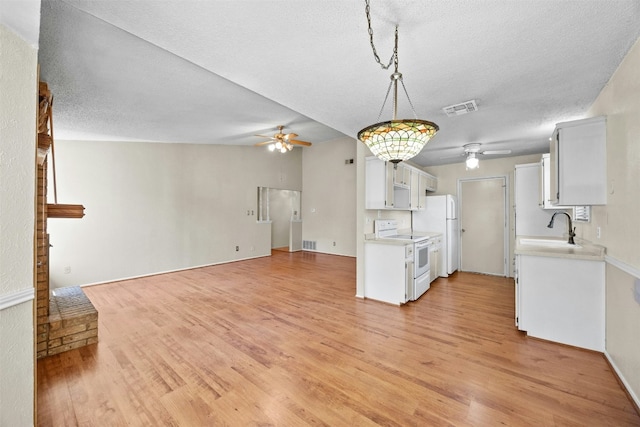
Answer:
xmin=0 ymin=288 xmax=35 ymax=311
xmin=78 ymin=254 xmax=272 ymax=288
xmin=604 ymin=350 xmax=640 ymax=415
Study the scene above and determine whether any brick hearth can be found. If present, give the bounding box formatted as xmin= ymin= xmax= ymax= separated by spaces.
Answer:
xmin=46 ymin=286 xmax=98 ymax=356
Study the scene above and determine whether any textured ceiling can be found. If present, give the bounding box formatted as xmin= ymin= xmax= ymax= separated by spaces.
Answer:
xmin=1 ymin=0 xmax=41 ymax=46
xmin=37 ymin=0 xmax=640 ymax=166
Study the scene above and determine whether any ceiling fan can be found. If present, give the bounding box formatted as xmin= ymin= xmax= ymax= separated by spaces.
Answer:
xmin=254 ymin=125 xmax=312 ymax=153
xmin=462 ymin=143 xmax=512 ymax=169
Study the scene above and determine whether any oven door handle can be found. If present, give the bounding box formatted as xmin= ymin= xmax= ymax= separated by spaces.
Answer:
xmin=415 ymin=240 xmax=432 ymax=250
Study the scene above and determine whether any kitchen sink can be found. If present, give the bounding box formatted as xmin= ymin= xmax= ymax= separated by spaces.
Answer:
xmin=519 ymin=238 xmax=582 ymax=248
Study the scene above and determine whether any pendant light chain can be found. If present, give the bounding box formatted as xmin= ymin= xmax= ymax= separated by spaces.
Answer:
xmin=365 ymin=0 xmax=395 ymax=70
xmin=365 ymin=2 xmax=418 ymax=120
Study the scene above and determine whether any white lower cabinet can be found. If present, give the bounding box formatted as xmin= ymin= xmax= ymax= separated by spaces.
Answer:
xmin=364 ymin=242 xmax=412 ymax=305
xmin=516 ymin=254 xmax=605 ymax=351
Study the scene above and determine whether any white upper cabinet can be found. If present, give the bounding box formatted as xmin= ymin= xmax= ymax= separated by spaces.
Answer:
xmin=424 ymin=173 xmax=437 ymax=193
xmin=550 ymin=116 xmax=607 ymax=206
xmin=365 ymin=157 xmax=394 ymax=209
xmin=393 ymin=163 xmax=411 ymax=188
xmin=365 ymin=157 xmax=437 ymax=211
xmin=539 ymin=153 xmax=572 ymax=209
xmin=410 ymin=170 xmax=431 ymax=211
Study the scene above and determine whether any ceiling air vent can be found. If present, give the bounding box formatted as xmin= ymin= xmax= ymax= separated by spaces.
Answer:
xmin=443 ymin=100 xmax=478 ymax=117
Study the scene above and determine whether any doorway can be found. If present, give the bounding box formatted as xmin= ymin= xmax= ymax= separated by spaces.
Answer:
xmin=257 ymin=187 xmax=302 ymax=252
xmin=458 ymin=176 xmax=508 ymax=276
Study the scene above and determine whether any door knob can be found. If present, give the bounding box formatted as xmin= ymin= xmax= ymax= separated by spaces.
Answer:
xmin=461 ymin=229 xmax=465 ymax=232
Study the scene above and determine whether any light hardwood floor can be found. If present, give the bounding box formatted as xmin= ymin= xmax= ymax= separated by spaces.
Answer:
xmin=37 ymin=251 xmax=640 ymax=426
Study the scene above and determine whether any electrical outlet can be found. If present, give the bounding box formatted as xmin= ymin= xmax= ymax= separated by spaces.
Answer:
xmin=333 ymin=241 xmax=336 ymax=246
xmin=596 ymin=226 xmax=601 ymax=239
xmin=63 ymin=266 xmax=71 ymax=274
xmin=235 ymin=246 xmax=239 ymax=252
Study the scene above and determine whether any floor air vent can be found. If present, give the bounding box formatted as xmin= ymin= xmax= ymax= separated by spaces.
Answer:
xmin=443 ymin=99 xmax=478 ymax=117
xmin=302 ymin=240 xmax=317 ymax=250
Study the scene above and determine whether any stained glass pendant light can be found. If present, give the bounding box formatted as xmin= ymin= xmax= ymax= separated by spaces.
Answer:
xmin=358 ymin=1 xmax=438 ymax=164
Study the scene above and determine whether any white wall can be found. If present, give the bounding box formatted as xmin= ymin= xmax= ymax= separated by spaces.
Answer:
xmin=301 ymin=137 xmax=357 ymax=256
xmin=583 ymin=36 xmax=640 ymax=406
xmin=48 ymin=140 xmax=302 ymax=287
xmin=0 ymin=23 xmax=36 ymax=427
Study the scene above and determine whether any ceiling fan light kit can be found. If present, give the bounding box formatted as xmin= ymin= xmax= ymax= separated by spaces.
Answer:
xmin=464 ymin=143 xmax=481 ymax=169
xmin=462 ymin=143 xmax=512 ymax=169
xmin=255 ymin=125 xmax=312 ymax=154
xmin=357 ymin=0 xmax=438 ymax=165
xmin=465 ymin=152 xmax=479 ymax=169
xmin=268 ymin=141 xmax=292 ymax=153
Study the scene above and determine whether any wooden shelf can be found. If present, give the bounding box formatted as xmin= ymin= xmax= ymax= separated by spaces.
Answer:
xmin=47 ymin=203 xmax=85 ymax=219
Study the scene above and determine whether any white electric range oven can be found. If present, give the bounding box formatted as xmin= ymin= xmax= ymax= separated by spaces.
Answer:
xmin=374 ymin=220 xmax=432 ymax=301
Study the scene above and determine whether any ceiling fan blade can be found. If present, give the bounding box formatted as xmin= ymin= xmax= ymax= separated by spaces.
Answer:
xmin=254 ymin=134 xmax=276 ymax=139
xmin=481 ymin=149 xmax=512 ymax=155
xmin=254 ymin=141 xmax=274 ymax=147
xmin=438 ymin=153 xmax=465 ymax=159
xmin=290 ymin=139 xmax=312 ymax=147
xmin=284 ymin=133 xmax=298 ymax=140
xmin=289 ymin=139 xmax=312 ymax=147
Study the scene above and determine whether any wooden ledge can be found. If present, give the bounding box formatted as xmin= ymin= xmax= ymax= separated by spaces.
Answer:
xmin=47 ymin=204 xmax=85 ymax=219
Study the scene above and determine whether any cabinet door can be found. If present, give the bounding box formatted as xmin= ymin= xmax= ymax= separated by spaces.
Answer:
xmin=365 ymin=157 xmax=383 ymax=209
xmin=424 ymin=173 xmax=437 ymax=192
xmin=549 ymin=131 xmax=559 ymax=205
xmin=551 ymin=116 xmax=607 ymax=205
xmin=518 ymin=255 xmax=605 ymax=351
xmin=409 ymin=170 xmax=428 ymax=211
xmin=540 ymin=153 xmax=551 ymax=208
xmin=385 ymin=161 xmax=395 ymax=208
xmin=431 ymin=247 xmax=440 ymax=281
xmin=393 ymin=164 xmax=410 ymax=187
xmin=541 ymin=153 xmax=572 ymax=210
xmin=410 ymin=170 xmax=420 ymax=210
xmin=365 ymin=157 xmax=394 ymax=209
xmin=403 ymin=165 xmax=411 ymax=186
xmin=418 ymin=173 xmax=428 ymax=209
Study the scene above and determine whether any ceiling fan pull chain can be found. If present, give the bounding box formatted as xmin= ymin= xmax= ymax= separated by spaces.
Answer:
xmin=365 ymin=0 xmax=395 ymax=70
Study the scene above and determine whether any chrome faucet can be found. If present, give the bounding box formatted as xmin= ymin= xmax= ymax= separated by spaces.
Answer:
xmin=547 ymin=212 xmax=576 ymax=244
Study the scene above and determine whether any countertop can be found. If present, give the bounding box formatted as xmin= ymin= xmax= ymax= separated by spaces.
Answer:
xmin=515 ymin=235 xmax=605 ymax=261
xmin=365 ymin=230 xmax=443 ymax=245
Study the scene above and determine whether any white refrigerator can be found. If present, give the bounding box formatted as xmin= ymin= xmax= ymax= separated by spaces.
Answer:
xmin=412 ymin=194 xmax=459 ymax=276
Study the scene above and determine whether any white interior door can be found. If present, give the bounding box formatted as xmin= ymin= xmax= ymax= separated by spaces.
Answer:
xmin=459 ymin=177 xmax=507 ymax=276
